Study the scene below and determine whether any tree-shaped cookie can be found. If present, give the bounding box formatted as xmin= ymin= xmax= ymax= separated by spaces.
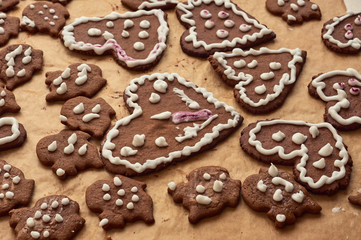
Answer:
xmin=309 ymin=68 xmax=361 ymax=131
xmin=0 ymin=85 xmax=20 ymax=116
xmin=60 ymin=96 xmax=116 ymax=138
xmin=21 ymin=2 xmax=70 ymax=37
xmin=36 ymin=129 xmax=104 ymax=179
xmin=0 ymin=159 xmax=34 ymax=216
xmin=0 ymin=13 xmax=19 ymax=47
xmin=0 ymin=117 xmax=26 ymax=151
xmin=168 ymin=166 xmax=241 ymax=223
xmin=45 ymin=63 xmax=107 ymax=102
xmin=242 ymin=165 xmax=321 ymax=228
xmin=9 ymin=195 xmax=85 ymax=240
xmin=0 ymin=44 xmax=43 ymax=90
xmin=176 ymin=0 xmax=276 ymax=58
xmin=322 ymin=13 xmax=361 ymax=54
xmin=86 ymin=176 xmax=154 ymax=230
xmin=101 ymin=73 xmax=243 ymax=176
xmin=0 ymin=0 xmax=19 ymax=12
xmin=266 ymin=0 xmax=321 ymax=25
xmin=61 ymin=10 xmax=169 ymax=71
xmin=241 ymin=119 xmax=352 ymax=195
xmin=122 ymin=0 xmax=178 ymax=10
xmin=209 ymin=47 xmax=306 ymax=113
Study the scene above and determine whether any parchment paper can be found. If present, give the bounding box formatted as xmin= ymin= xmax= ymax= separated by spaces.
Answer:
xmin=0 ymin=0 xmax=360 ymax=239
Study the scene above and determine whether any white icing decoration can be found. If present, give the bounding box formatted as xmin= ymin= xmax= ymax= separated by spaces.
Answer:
xmin=309 ymin=126 xmax=319 ymax=138
xmin=12 ymin=176 xmax=20 ymax=184
xmin=273 ymin=189 xmax=283 ymax=201
xmin=276 ymin=214 xmax=286 ymax=222
xmin=101 ymin=73 xmax=241 ymax=173
xmin=60 ymin=115 xmax=67 ymax=122
xmin=92 ymin=104 xmax=101 ymax=113
xmin=88 ymin=28 xmax=102 ymax=37
xmin=137 ymin=0 xmax=178 ymax=9
xmin=47 ymin=141 xmax=57 ymax=152
xmin=220 ymin=173 xmax=227 ymax=180
xmin=216 ymin=29 xmax=229 ymax=38
xmin=124 ymin=19 xmax=134 ymax=29
xmin=297 ymin=0 xmax=305 ymax=6
xmin=260 ymin=72 xmax=275 ymax=80
xmin=78 ymin=144 xmax=88 ymax=155
xmin=203 ymin=173 xmax=211 ymax=180
xmin=138 ymin=31 xmax=149 ymax=39
xmin=42 ymin=215 xmax=51 ymax=222
xmin=31 ymin=231 xmax=40 ymax=239
xmin=153 ymin=80 xmax=168 ymax=93
xmin=311 ymin=4 xmax=318 ymax=10
xmin=272 ymin=177 xmax=294 ymax=192
xmin=269 ymin=62 xmax=281 ymax=70
xmin=257 ymin=180 xmax=267 ymax=192
xmin=99 ymin=218 xmax=108 ymax=227
xmin=151 ymin=111 xmax=172 ymax=120
xmin=122 ymin=30 xmax=129 ymax=38
xmin=287 ymin=15 xmax=296 ymax=21
xmin=205 ymin=20 xmax=215 ymax=29
xmin=277 ymin=0 xmax=285 ymax=6
xmin=127 ymin=202 xmax=134 ymax=209
xmin=5 ymin=191 xmax=14 ymax=199
xmin=34 ymin=211 xmax=42 ymax=219
xmin=106 ymin=21 xmax=114 ymax=28
xmin=140 ymin=20 xmax=150 ymax=28
xmin=75 ymin=64 xmax=91 ymax=86
xmin=132 ymin=134 xmax=145 ymax=147
xmin=290 ymin=3 xmax=299 ymax=11
xmin=3 ymin=164 xmax=11 ymax=171
xmin=0 ymin=117 xmax=21 ymax=146
xmin=17 ymin=69 xmax=26 ymax=77
xmin=114 ymin=177 xmax=122 ymax=186
xmin=200 ymin=9 xmax=212 ymax=18
xmin=56 ymin=82 xmax=67 ymax=95
xmin=41 ymin=203 xmax=48 ymax=209
xmin=292 ymin=133 xmax=307 ymax=145
xmin=132 ymin=195 xmax=140 ymax=202
xmin=247 ymin=60 xmax=258 ymax=68
xmin=233 ymin=59 xmax=246 ymax=68
xmin=224 ymin=20 xmax=235 ymax=28
xmin=56 ymin=168 xmax=65 ymax=176
xmin=103 ymin=31 xmax=114 ymax=40
xmin=168 ymin=181 xmax=176 ymax=191
xmin=27 ymin=218 xmax=35 ymax=227
xmin=313 ymin=158 xmax=326 ymax=169
xmin=196 ymin=195 xmax=212 ymax=205
xmin=134 ymin=42 xmax=145 ymax=51
xmin=239 ymin=24 xmax=251 ymax=32
xmin=268 ymin=164 xmax=278 ymax=177
xmin=196 ymin=185 xmax=205 ymax=193
xmin=318 ymin=143 xmax=333 ymax=157
xmin=255 ymin=84 xmax=266 ymax=95
xmin=173 ymin=87 xmax=200 ymax=109
xmin=5 ymin=45 xmax=23 ymax=77
xmin=131 ymin=186 xmax=138 ymax=193
xmin=117 ymin=189 xmax=125 ymax=196
xmin=213 ymin=180 xmax=223 ymax=192
xmin=248 ymin=120 xmax=350 ymax=189
xmin=120 ymin=146 xmax=138 ymax=157
xmin=272 ymin=131 xmax=285 ymax=142
xmin=73 ymin=103 xmax=85 ymax=114
xmin=61 ymin=10 xmax=168 ymax=68
xmin=116 ymin=199 xmax=123 ymax=206
xmin=155 ymin=136 xmax=168 ymax=147
xmin=82 ymin=113 xmax=100 ymax=123
xmin=103 ymin=193 xmax=111 ymax=201
xmin=21 ymin=16 xmax=35 ymax=28
xmin=149 ymin=93 xmax=161 ymax=103
xmin=218 ymin=11 xmax=229 ymax=19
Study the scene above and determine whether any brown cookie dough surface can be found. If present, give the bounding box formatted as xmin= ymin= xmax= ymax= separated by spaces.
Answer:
xmin=0 ymin=86 xmax=20 ymax=116
xmin=0 ymin=0 xmax=19 ymax=12
xmin=121 ymin=0 xmax=178 ymax=10
xmin=0 ymin=13 xmax=19 ymax=47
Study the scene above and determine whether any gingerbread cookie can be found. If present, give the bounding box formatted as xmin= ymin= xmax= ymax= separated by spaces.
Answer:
xmin=101 ymin=73 xmax=243 ymax=176
xmin=60 ymin=97 xmax=115 ymax=139
xmin=168 ymin=166 xmax=241 ymax=223
xmin=322 ymin=12 xmax=361 ymax=54
xmin=0 ymin=44 xmax=43 ymax=91
xmin=348 ymin=190 xmax=361 ymax=206
xmin=0 ymin=160 xmax=34 ymax=216
xmin=209 ymin=47 xmax=306 ymax=113
xmin=0 ymin=86 xmax=21 ymax=116
xmin=86 ymin=176 xmax=154 ymax=230
xmin=0 ymin=117 xmax=26 ymax=151
xmin=9 ymin=195 xmax=85 ymax=240
xmin=242 ymin=165 xmax=321 ymax=228
xmin=176 ymin=0 xmax=276 ymax=58
xmin=241 ymin=119 xmax=352 ymax=195
xmin=0 ymin=13 xmax=19 ymax=47
xmin=21 ymin=2 xmax=70 ymax=37
xmin=61 ymin=10 xmax=169 ymax=71
xmin=0 ymin=0 xmax=19 ymax=12
xmin=36 ymin=129 xmax=104 ymax=180
xmin=121 ymin=0 xmax=178 ymax=10
xmin=308 ymin=68 xmax=361 ymax=131
xmin=265 ymin=0 xmax=321 ymax=25
xmin=45 ymin=63 xmax=107 ymax=102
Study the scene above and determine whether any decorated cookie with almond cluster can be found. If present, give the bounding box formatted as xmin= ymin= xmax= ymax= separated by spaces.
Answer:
xmin=168 ymin=166 xmax=241 ymax=223
xmin=209 ymin=47 xmax=306 ymax=113
xmin=0 ymin=0 xmax=19 ymax=12
xmin=101 ymin=73 xmax=242 ymax=176
xmin=308 ymin=68 xmax=361 ymax=131
xmin=241 ymin=119 xmax=352 ymax=195
xmin=122 ymin=0 xmax=178 ymax=10
xmin=266 ymin=0 xmax=321 ymax=25
xmin=60 ymin=96 xmax=116 ymax=138
xmin=86 ymin=176 xmax=154 ymax=230
xmin=0 ymin=117 xmax=26 ymax=151
xmin=9 ymin=195 xmax=85 ymax=240
xmin=0 ymin=160 xmax=34 ymax=216
xmin=176 ymin=0 xmax=276 ymax=58
xmin=0 ymin=85 xmax=20 ymax=116
xmin=21 ymin=2 xmax=70 ymax=37
xmin=0 ymin=44 xmax=43 ymax=90
xmin=0 ymin=13 xmax=19 ymax=47
xmin=242 ymin=165 xmax=321 ymax=228
xmin=61 ymin=10 xmax=169 ymax=71
xmin=322 ymin=12 xmax=361 ymax=54
xmin=45 ymin=63 xmax=107 ymax=102
xmin=36 ymin=129 xmax=104 ymax=179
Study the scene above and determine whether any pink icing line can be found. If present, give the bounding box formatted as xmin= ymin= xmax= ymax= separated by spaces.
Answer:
xmin=171 ymin=109 xmax=213 ymax=124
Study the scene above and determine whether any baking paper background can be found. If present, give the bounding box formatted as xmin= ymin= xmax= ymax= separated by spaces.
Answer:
xmin=0 ymin=0 xmax=360 ymax=239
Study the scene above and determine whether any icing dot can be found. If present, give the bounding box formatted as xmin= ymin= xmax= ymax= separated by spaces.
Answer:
xmin=276 ymin=214 xmax=286 ymax=222
xmin=233 ymin=59 xmax=246 ymax=68
xmin=140 ymin=20 xmax=150 ymax=29
xmin=297 ymin=0 xmax=305 ymax=6
xmin=311 ymin=4 xmax=318 ymax=10
xmin=255 ymin=84 xmax=266 ymax=95
xmin=196 ymin=195 xmax=212 ymax=205
xmin=200 ymin=9 xmax=212 ymax=19
xmin=51 ymin=201 xmax=59 ymax=208
xmin=78 ymin=144 xmax=87 ymax=156
xmin=106 ymin=21 xmax=114 ymax=28
xmin=287 ymin=14 xmax=296 ymax=21
xmin=38 ymin=11 xmax=44 ymax=15
xmin=350 ymin=87 xmax=360 ymax=95
xmin=247 ymin=60 xmax=258 ymax=68
xmin=155 ymin=137 xmax=168 ymax=147
xmin=3 ymin=164 xmax=11 ymax=171
xmin=132 ymin=134 xmax=145 ymax=147
xmin=88 ymin=28 xmax=102 ymax=37
xmin=220 ymin=173 xmax=227 ymax=180
xmin=168 ymin=182 xmax=176 ymax=191
xmin=239 ymin=24 xmax=251 ymax=32
xmin=309 ymin=126 xmax=319 ymax=138
xmin=260 ymin=72 xmax=275 ymax=80
xmin=153 ymin=80 xmax=168 ymax=93
xmin=290 ymin=3 xmax=299 ymax=12
xmin=213 ymin=180 xmax=223 ymax=192
xmin=30 ymin=4 xmax=35 ymax=9
xmin=99 ymin=218 xmax=108 ymax=227
xmin=216 ymin=29 xmax=229 ymax=38
xmin=42 ymin=214 xmax=51 ymax=223
xmin=5 ymin=191 xmax=14 ymax=199
xmin=102 ymin=184 xmax=110 ymax=192
xmin=132 ymin=195 xmax=139 ymax=202
xmin=269 ymin=62 xmax=281 ymax=70
xmin=43 ymin=231 xmax=50 ymax=238
xmin=344 ymin=23 xmax=353 ymax=31
xmin=292 ymin=190 xmax=305 ymax=203
xmin=257 ymin=180 xmax=267 ymax=192
xmin=138 ymin=31 xmax=149 ymax=39
xmin=31 ymin=231 xmax=40 ymax=239
xmin=205 ymin=20 xmax=215 ymax=29
xmin=134 ymin=42 xmax=145 ymax=51
xmin=117 ymin=189 xmax=125 ymax=196
xmin=56 ymin=168 xmax=65 ymax=176
xmin=12 ymin=176 xmax=20 ymax=184
xmin=43 ymin=5 xmax=48 ymax=9
xmin=53 ymin=15 xmax=58 ymax=20
xmin=218 ymin=11 xmax=229 ymax=19
xmin=333 ymin=82 xmax=345 ymax=90
xmin=196 ymin=185 xmax=205 ymax=193
xmin=268 ymin=164 xmax=278 ymax=177
xmin=318 ymin=143 xmax=333 ymax=157
xmin=2 ymin=183 xmax=9 ymax=189
xmin=149 ymin=93 xmax=161 ymax=103
xmin=348 ymin=78 xmax=360 ymax=86
xmin=103 ymin=193 xmax=111 ymax=201
xmin=120 ymin=146 xmax=138 ymax=157
xmin=273 ymin=189 xmax=283 ymax=201
xmin=114 ymin=177 xmax=122 ymax=186
xmin=34 ymin=211 xmax=42 ymax=219
xmin=122 ymin=30 xmax=129 ymax=38
xmin=127 ymin=202 xmax=134 ymax=209
xmin=345 ymin=30 xmax=354 ymax=39
xmin=277 ymin=0 xmax=285 ymax=6
xmin=116 ymin=199 xmax=123 ymax=206
xmin=355 ymin=15 xmax=361 ymax=25
xmin=0 ymin=193 xmax=3 ymax=198
xmin=203 ymin=173 xmax=211 ymax=180
xmin=49 ymin=9 xmax=55 ymax=14
xmin=123 ymin=19 xmax=134 ymax=29
xmin=40 ymin=203 xmax=48 ymax=210
xmin=131 ymin=187 xmax=138 ymax=193
xmin=313 ymin=158 xmax=326 ymax=169
xmin=49 ymin=21 xmax=55 ymax=26
xmin=55 ymin=214 xmax=63 ymax=223
xmin=292 ymin=133 xmax=307 ymax=145
xmin=61 ymin=198 xmax=69 ymax=205
xmin=224 ymin=20 xmax=235 ymax=28
xmin=27 ymin=218 xmax=35 ymax=227
xmin=3 ymin=173 xmax=9 ymax=178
